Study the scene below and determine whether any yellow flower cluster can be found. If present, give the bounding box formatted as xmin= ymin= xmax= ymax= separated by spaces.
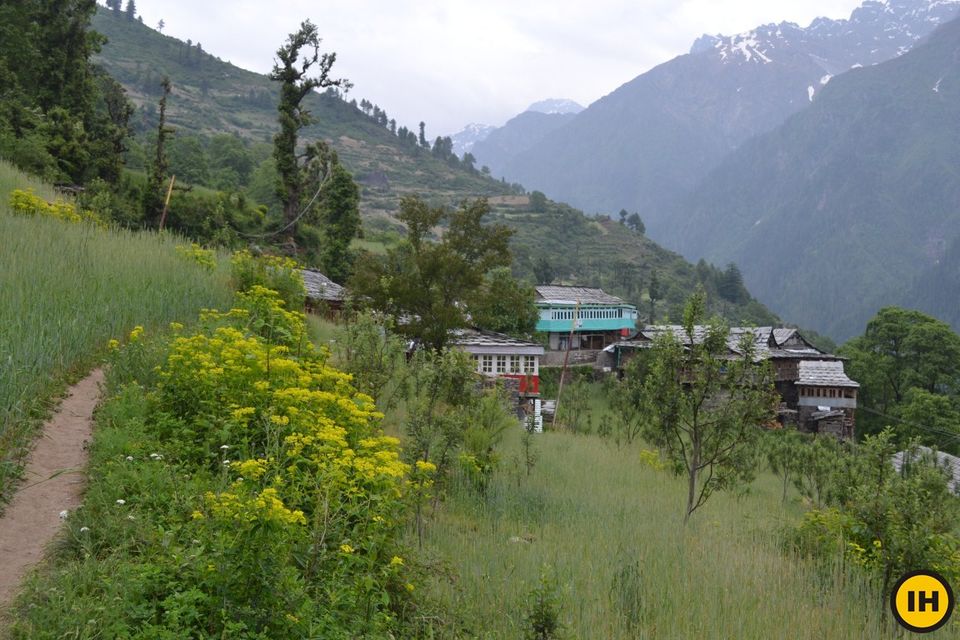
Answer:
xmin=9 ymin=189 xmax=103 ymax=226
xmin=638 ymin=449 xmax=667 ymax=471
xmin=206 ymin=487 xmax=306 ymax=526
xmin=176 ymin=243 xmax=217 ymax=271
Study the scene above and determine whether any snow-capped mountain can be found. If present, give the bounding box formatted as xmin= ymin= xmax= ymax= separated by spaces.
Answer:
xmin=448 ymin=123 xmax=496 ymax=157
xmin=486 ymin=0 xmax=960 ymax=233
xmin=526 ymin=98 xmax=584 ymax=115
xmin=692 ymin=0 xmax=960 ymax=99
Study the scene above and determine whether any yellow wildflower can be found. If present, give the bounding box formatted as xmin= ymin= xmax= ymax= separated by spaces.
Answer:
xmin=340 ymin=544 xmax=354 ymax=554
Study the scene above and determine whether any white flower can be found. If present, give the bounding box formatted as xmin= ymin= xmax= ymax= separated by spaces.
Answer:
xmin=116 ymin=499 xmax=126 ymax=505
xmin=79 ymin=526 xmax=90 ymax=533
xmin=125 ymin=456 xmax=134 ymax=462
xmin=127 ymin=515 xmax=136 ymax=521
xmin=59 ymin=510 xmax=69 ymax=520
xmin=220 ymin=444 xmax=230 ymax=450
xmin=223 ymin=460 xmax=231 ymax=465
xmin=149 ymin=453 xmax=163 ymax=460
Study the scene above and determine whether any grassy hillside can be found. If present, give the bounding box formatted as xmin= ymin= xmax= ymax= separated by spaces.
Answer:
xmin=90 ymin=8 xmax=512 ymax=221
xmin=668 ymin=16 xmax=960 ymax=340
xmin=0 ymin=161 xmax=233 ymax=504
xmin=418 ymin=428 xmax=895 ymax=638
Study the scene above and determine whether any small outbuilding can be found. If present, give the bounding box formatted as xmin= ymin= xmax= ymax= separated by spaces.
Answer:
xmin=301 ymin=269 xmax=345 ymax=314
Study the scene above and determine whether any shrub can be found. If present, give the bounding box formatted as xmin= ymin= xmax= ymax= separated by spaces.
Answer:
xmin=9 ymin=188 xmax=103 ymax=225
xmin=230 ymin=249 xmax=305 ymax=310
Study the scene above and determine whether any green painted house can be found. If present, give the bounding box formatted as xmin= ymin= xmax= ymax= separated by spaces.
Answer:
xmin=535 ymin=285 xmax=638 ymax=351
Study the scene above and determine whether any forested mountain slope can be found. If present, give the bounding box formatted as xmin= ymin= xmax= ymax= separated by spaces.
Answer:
xmin=668 ymin=16 xmax=960 ymax=340
xmin=486 ymin=0 xmax=959 ymax=234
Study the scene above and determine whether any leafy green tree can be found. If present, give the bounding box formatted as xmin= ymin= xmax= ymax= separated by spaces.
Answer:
xmin=764 ymin=429 xmax=806 ymax=503
xmin=462 ymin=152 xmax=476 ymax=171
xmin=167 ymin=136 xmax=209 ymax=186
xmin=350 ymin=196 xmax=514 ymax=351
xmin=842 ymin=307 xmax=960 ymax=443
xmin=319 ymin=163 xmax=361 ymax=283
xmin=639 ymin=289 xmax=777 ymax=523
xmin=270 ymin=20 xmax=349 ymax=243
xmin=533 ymin=256 xmax=555 ymax=285
xmin=0 ymin=1 xmax=129 ymax=184
xmin=208 ymin=134 xmax=254 ymax=186
xmin=106 ymin=0 xmax=122 ymax=12
xmin=124 ymin=0 xmax=136 ymax=21
xmin=333 ymin=312 xmax=408 ymax=410
xmin=797 ymin=430 xmax=960 ymax=596
xmin=529 ymin=190 xmax=548 ymax=213
xmin=468 ymin=267 xmax=539 ymax=337
xmin=626 ymin=212 xmax=644 ymax=234
xmin=897 ymin=388 xmax=960 ymax=454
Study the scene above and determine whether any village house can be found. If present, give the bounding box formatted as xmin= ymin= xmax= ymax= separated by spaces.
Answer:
xmin=451 ymin=328 xmax=545 ymax=432
xmin=301 ymin=269 xmax=345 ymax=314
xmin=604 ymin=326 xmax=859 ymax=438
xmin=535 ymin=285 xmax=638 ymax=365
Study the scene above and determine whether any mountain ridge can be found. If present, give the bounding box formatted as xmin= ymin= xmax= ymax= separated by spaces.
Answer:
xmin=481 ymin=0 xmax=960 ymax=235
xmin=665 ymin=14 xmax=960 ymax=340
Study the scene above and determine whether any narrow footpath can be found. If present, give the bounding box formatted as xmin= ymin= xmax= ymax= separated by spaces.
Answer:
xmin=0 ymin=369 xmax=103 ymax=609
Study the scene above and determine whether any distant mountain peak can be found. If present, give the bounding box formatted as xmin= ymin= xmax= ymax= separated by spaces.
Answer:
xmin=525 ymin=98 xmax=584 ymax=115
xmin=691 ymin=0 xmax=960 ymax=69
xmin=448 ymin=123 xmax=496 ymax=157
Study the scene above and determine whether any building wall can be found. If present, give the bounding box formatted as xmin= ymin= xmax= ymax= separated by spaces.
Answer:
xmin=536 ymin=305 xmax=638 ymax=333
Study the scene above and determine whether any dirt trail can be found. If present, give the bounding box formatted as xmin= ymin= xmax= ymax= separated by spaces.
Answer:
xmin=0 ymin=369 xmax=103 ymax=609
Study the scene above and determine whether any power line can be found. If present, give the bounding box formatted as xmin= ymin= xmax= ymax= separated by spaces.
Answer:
xmin=858 ymin=406 xmax=960 ymax=444
xmin=238 ymin=165 xmax=330 ymax=240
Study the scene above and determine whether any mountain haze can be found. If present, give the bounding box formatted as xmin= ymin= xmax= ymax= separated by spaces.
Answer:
xmin=487 ymin=0 xmax=960 ymax=233
xmin=668 ymin=15 xmax=960 ymax=340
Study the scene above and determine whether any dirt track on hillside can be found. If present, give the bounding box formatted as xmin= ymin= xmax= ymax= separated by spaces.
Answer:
xmin=0 ymin=369 xmax=102 ymax=610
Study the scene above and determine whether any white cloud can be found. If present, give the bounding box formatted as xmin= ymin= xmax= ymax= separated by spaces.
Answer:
xmin=128 ymin=0 xmax=864 ymax=135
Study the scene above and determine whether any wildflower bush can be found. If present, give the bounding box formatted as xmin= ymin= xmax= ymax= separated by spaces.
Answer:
xmin=230 ymin=248 xmax=306 ymax=310
xmin=8 ymin=287 xmax=426 ymax=638
xmin=175 ymin=242 xmax=217 ymax=271
xmin=9 ymin=188 xmax=103 ymax=226
xmin=789 ymin=430 xmax=960 ymax=596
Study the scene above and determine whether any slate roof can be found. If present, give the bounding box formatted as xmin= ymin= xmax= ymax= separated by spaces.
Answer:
xmin=301 ymin=269 xmax=345 ymax=302
xmin=892 ymin=447 xmax=960 ymax=494
xmin=452 ymin=328 xmax=545 ymax=354
xmin=630 ymin=325 xmax=772 ymax=359
xmin=797 ymin=360 xmax=859 ymax=387
xmin=535 ymin=285 xmax=627 ymax=306
xmin=772 ymin=328 xmax=798 ymax=346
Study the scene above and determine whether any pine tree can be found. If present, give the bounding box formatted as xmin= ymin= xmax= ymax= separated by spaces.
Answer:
xmin=418 ymin=121 xmax=428 ymax=148
xmin=270 ymin=20 xmax=349 ymax=243
xmin=145 ymin=77 xmax=174 ymax=225
xmin=124 ymin=0 xmax=136 ymax=21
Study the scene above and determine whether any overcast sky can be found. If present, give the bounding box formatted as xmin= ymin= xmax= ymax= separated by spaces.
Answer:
xmin=126 ymin=1 xmax=864 ymax=135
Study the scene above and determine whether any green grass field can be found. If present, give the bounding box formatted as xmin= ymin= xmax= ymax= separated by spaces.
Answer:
xmin=415 ymin=429 xmax=903 ymax=639
xmin=0 ymin=162 xmax=233 ymax=504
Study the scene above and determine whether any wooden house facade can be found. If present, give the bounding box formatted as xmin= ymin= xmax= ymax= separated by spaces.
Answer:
xmin=452 ymin=329 xmax=545 ymax=432
xmin=604 ymin=326 xmax=859 ymax=438
xmin=535 ymin=285 xmax=638 ymax=355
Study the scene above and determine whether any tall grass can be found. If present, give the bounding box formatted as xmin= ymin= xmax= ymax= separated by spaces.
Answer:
xmin=0 ymin=162 xmax=233 ymax=502
xmin=416 ymin=429 xmax=908 ymax=639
